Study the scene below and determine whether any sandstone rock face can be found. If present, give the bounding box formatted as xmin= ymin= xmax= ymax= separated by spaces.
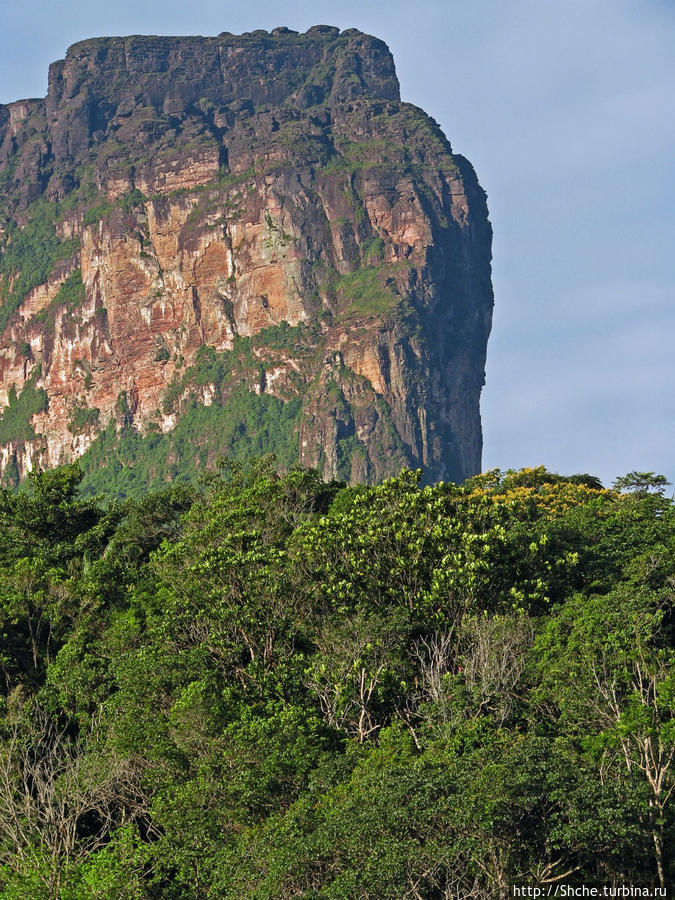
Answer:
xmin=0 ymin=28 xmax=493 ymax=489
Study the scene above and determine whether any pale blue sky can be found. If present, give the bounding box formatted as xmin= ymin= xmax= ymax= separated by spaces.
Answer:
xmin=2 ymin=0 xmax=673 ymax=487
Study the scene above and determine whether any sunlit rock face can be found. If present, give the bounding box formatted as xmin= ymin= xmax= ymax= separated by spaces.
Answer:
xmin=0 ymin=27 xmax=493 ymax=486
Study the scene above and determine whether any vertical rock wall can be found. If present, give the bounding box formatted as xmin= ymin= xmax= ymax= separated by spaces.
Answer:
xmin=0 ymin=27 xmax=493 ymax=487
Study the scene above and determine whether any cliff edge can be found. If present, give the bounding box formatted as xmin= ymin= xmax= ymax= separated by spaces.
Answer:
xmin=0 ymin=27 xmax=493 ymax=490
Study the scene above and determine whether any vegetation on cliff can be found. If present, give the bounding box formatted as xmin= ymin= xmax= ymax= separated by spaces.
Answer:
xmin=0 ymin=202 xmax=80 ymax=333
xmin=0 ymin=461 xmax=672 ymax=897
xmin=0 ymin=28 xmax=493 ymax=487
xmin=77 ymin=390 xmax=302 ymax=499
xmin=0 ymin=367 xmax=47 ymax=446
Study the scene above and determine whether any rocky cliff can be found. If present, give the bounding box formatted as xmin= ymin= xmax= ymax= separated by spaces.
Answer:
xmin=0 ymin=26 xmax=493 ymax=491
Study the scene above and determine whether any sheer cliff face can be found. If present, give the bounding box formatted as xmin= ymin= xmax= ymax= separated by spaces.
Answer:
xmin=0 ymin=26 xmax=493 ymax=486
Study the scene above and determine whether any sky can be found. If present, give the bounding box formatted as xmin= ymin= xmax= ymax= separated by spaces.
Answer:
xmin=1 ymin=0 xmax=673 ymax=488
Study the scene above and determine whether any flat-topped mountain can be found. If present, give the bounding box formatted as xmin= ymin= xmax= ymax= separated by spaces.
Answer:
xmin=0 ymin=27 xmax=493 ymax=493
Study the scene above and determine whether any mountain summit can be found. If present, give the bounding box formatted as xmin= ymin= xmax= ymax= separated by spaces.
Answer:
xmin=0 ymin=27 xmax=493 ymax=493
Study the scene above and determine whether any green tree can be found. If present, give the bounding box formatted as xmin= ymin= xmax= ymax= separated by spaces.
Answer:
xmin=613 ymin=471 xmax=671 ymax=498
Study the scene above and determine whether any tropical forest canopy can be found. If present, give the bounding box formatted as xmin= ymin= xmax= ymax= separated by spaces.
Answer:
xmin=0 ymin=460 xmax=673 ymax=897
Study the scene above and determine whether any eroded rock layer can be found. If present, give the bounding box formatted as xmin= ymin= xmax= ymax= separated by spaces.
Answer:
xmin=0 ymin=26 xmax=493 ymax=489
